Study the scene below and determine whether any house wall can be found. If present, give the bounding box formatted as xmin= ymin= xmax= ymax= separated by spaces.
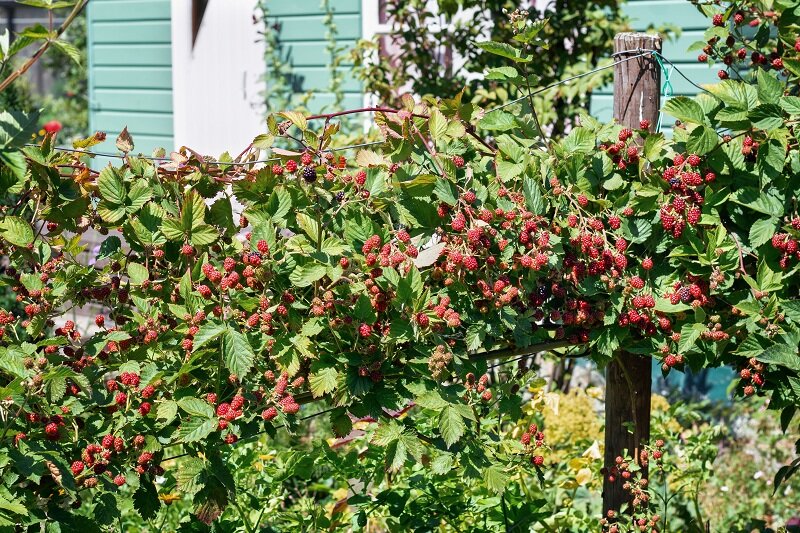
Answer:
xmin=263 ymin=0 xmax=363 ymax=112
xmin=170 ymin=0 xmax=266 ymax=156
xmin=590 ymin=0 xmax=718 ymax=132
xmin=87 ymin=0 xmax=174 ymax=159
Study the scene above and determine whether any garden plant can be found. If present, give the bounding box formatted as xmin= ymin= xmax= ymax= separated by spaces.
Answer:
xmin=0 ymin=0 xmax=798 ymax=531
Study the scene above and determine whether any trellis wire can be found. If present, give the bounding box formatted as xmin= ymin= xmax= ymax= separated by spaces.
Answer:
xmin=25 ymin=52 xmax=710 ymax=166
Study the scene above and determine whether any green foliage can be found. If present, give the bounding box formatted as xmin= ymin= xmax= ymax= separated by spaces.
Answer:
xmin=0 ymin=1 xmax=800 ymax=530
xmin=352 ymin=0 xmax=632 ymax=135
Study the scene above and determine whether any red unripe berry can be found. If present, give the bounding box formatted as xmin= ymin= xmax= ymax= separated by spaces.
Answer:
xmin=95 ymin=314 xmax=105 ymax=327
xmin=452 ymin=155 xmax=465 ymax=168
xmin=718 ymin=70 xmax=729 ymax=80
xmin=113 ymin=474 xmax=126 ymax=487
xmin=181 ymin=244 xmax=195 ymax=256
xmin=642 ymin=257 xmax=653 ymax=270
xmin=285 ymin=160 xmax=298 ymax=172
xmin=712 ymin=13 xmax=724 ymax=26
xmin=639 ymin=119 xmax=650 ymax=130
xmin=71 ymin=460 xmax=85 ymax=475
xmin=532 ymin=455 xmax=544 ymax=466
xmin=358 ymin=323 xmax=372 ymax=338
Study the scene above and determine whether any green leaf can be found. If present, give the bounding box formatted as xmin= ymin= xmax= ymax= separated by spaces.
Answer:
xmin=133 ymin=481 xmax=160 ymax=520
xmin=127 ymin=262 xmax=148 ymax=285
xmin=330 ymin=409 xmax=353 ymax=438
xmin=192 ymin=322 xmax=226 ymax=351
xmin=97 ymin=236 xmax=122 ymax=259
xmin=686 ymin=125 xmax=718 ymax=155
xmin=178 ymin=397 xmax=215 ymax=418
xmin=309 ymin=367 xmax=338 ymax=398
xmin=523 ymin=177 xmax=545 ymax=214
xmin=222 ymin=327 xmax=255 ymax=378
xmin=0 ymin=216 xmax=33 ymax=247
xmin=483 ymin=465 xmax=510 ymax=494
xmin=749 ymin=103 xmax=784 ymax=130
xmin=779 ymin=96 xmax=800 ymax=115
xmin=475 ymin=41 xmax=530 ymax=62
xmin=478 ymin=111 xmax=517 ymax=131
xmin=755 ymin=343 xmax=800 ymax=371
xmin=678 ymin=323 xmax=704 ymax=354
xmin=127 ymin=180 xmax=152 ymax=211
xmin=162 ymin=218 xmax=185 ymax=241
xmin=156 ymin=400 xmax=178 ymax=424
xmin=278 ymin=111 xmax=307 ymax=131
xmin=749 ymin=218 xmax=778 ymax=248
xmin=757 ymin=70 xmax=784 ymax=104
xmin=289 ymin=263 xmax=327 ymax=287
xmin=428 ymin=108 xmax=447 ymax=140
xmin=439 ymin=405 xmax=466 ymax=448
xmin=190 ymin=224 xmax=218 ymax=246
xmin=182 ymin=190 xmax=207 ymax=231
xmin=97 ymin=166 xmax=126 ymax=205
xmin=561 ymin=127 xmax=595 ymax=154
xmin=663 ymin=96 xmax=705 ymax=124
xmin=0 ymin=109 xmax=40 ymax=149
xmin=178 ymin=417 xmax=216 ymax=443
xmin=176 ymin=457 xmax=205 ymax=494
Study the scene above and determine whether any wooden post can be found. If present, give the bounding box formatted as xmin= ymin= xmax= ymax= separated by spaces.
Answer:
xmin=603 ymin=32 xmax=662 ymax=516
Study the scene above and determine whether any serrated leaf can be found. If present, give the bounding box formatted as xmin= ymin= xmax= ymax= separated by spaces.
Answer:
xmin=749 ymin=103 xmax=784 ymax=130
xmin=116 ymin=127 xmax=134 ymax=153
xmin=749 ymin=218 xmax=778 ymax=248
xmin=289 ymin=263 xmax=327 ymax=287
xmin=439 ymin=405 xmax=465 ymax=448
xmin=355 ymin=149 xmax=386 ymax=167
xmin=192 ymin=322 xmax=226 ymax=351
xmin=663 ymin=96 xmax=705 ymax=124
xmin=478 ymin=111 xmax=516 ymax=131
xmin=483 ymin=465 xmax=510 ymax=493
xmin=0 ymin=109 xmax=39 ymax=149
xmin=757 ymin=70 xmax=783 ymax=104
xmin=97 ymin=167 xmax=126 ymax=205
xmin=127 ymin=262 xmax=148 ymax=285
xmin=97 ymin=236 xmax=121 ymax=259
xmin=476 ymin=41 xmax=530 ymax=63
xmin=0 ymin=216 xmax=34 ymax=247
xmin=278 ymin=111 xmax=307 ymax=131
xmin=182 ymin=190 xmax=207 ymax=232
xmin=133 ymin=481 xmax=160 ymax=520
xmin=309 ymin=367 xmax=338 ymax=398
xmin=779 ymin=95 xmax=800 ymax=115
xmin=177 ymin=417 xmax=216 ymax=443
xmin=176 ymin=457 xmax=205 ymax=494
xmin=190 ymin=224 xmax=218 ymax=246
xmin=222 ymin=328 xmax=255 ymax=378
xmin=156 ymin=400 xmax=178 ymax=424
xmin=678 ymin=323 xmax=704 ymax=354
xmin=686 ymin=125 xmax=718 ymax=155
xmin=178 ymin=397 xmax=214 ymax=418
xmin=330 ymin=409 xmax=353 ymax=438
xmin=429 ymin=108 xmax=447 ymax=140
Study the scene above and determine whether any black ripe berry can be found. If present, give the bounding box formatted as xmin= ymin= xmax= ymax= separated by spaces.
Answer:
xmin=335 ymin=191 xmax=345 ymax=202
xmin=302 ymin=166 xmax=317 ymax=183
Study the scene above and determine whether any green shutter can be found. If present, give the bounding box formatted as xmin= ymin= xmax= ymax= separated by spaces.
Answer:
xmin=262 ymin=0 xmax=363 ymax=113
xmin=87 ymin=0 xmax=174 ymax=159
xmin=591 ymin=0 xmax=719 ymax=132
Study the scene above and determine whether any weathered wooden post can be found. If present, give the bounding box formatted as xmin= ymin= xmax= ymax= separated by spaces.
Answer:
xmin=603 ymin=32 xmax=662 ymax=516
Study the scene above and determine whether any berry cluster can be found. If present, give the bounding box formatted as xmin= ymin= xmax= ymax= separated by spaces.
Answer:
xmin=463 ymin=373 xmax=493 ymax=402
xmin=739 ymin=358 xmax=766 ymax=396
xmin=520 ymin=423 xmax=546 ymax=467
